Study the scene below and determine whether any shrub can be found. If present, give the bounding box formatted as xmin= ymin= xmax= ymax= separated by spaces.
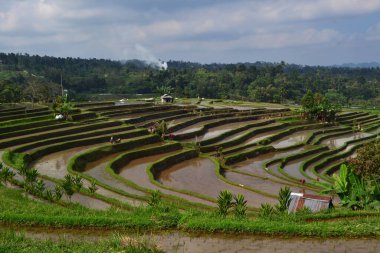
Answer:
xmin=34 ymin=179 xmax=45 ymax=196
xmin=233 ymin=194 xmax=247 ymax=219
xmin=0 ymin=164 xmax=15 ymax=186
xmin=62 ymin=175 xmax=75 ymax=200
xmin=88 ymin=180 xmax=98 ymax=194
xmin=72 ymin=175 xmax=83 ymax=192
xmin=276 ymin=186 xmax=291 ymax=213
xmin=44 ymin=189 xmax=54 ymax=202
xmin=259 ymin=203 xmax=276 ymax=218
xmin=348 ymin=140 xmax=380 ymax=180
xmin=148 ymin=190 xmax=162 ymax=207
xmin=54 ymin=185 xmax=63 ymax=201
xmin=25 ymin=169 xmax=39 ymax=184
xmin=152 ymin=120 xmax=167 ymax=139
xmin=217 ymin=190 xmax=233 ymax=217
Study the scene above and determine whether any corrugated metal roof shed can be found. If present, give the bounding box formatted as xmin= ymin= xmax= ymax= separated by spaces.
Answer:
xmin=288 ymin=192 xmax=332 ymax=213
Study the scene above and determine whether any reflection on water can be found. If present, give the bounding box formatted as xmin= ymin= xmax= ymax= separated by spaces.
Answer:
xmin=321 ymin=132 xmax=373 ymax=149
xmin=119 ymin=152 xmax=215 ymax=206
xmin=32 ymin=144 xmax=103 ymax=179
xmin=233 ymin=147 xmax=309 ymax=178
xmin=158 ymin=157 xmax=277 ymax=207
xmin=271 ymin=130 xmax=312 ymax=149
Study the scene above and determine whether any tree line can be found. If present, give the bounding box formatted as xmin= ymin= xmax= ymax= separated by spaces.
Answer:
xmin=1 ymin=52 xmax=380 ymax=105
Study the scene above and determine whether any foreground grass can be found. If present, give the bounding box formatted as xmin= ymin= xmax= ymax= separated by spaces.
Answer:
xmin=1 ymin=186 xmax=380 ymax=239
xmin=0 ymin=230 xmax=163 ymax=253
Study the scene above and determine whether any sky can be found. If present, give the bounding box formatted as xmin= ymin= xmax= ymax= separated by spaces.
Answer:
xmin=0 ymin=0 xmax=380 ymax=65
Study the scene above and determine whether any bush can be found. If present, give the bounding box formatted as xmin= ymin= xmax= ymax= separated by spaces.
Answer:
xmin=276 ymin=186 xmax=291 ymax=212
xmin=148 ymin=190 xmax=162 ymax=207
xmin=88 ymin=180 xmax=98 ymax=194
xmin=348 ymin=140 xmax=380 ymax=180
xmin=233 ymin=194 xmax=247 ymax=219
xmin=217 ymin=190 xmax=233 ymax=217
xmin=259 ymin=203 xmax=276 ymax=218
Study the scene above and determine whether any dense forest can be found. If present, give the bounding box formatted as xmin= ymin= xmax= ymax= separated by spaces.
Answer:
xmin=1 ymin=52 xmax=380 ymax=106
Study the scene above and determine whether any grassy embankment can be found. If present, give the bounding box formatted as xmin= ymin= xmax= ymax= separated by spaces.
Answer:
xmin=1 ymin=186 xmax=380 ymax=238
xmin=0 ymin=230 xmax=162 ymax=253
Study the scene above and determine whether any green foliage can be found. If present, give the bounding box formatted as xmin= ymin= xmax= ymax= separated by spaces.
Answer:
xmin=152 ymin=120 xmax=167 ymax=138
xmin=259 ymin=203 xmax=277 ymax=218
xmin=44 ymin=189 xmax=55 ymax=202
xmin=88 ymin=180 xmax=98 ymax=194
xmin=148 ymin=190 xmax=162 ymax=207
xmin=2 ymin=53 xmax=380 ymax=104
xmin=300 ymin=90 xmax=340 ymax=122
xmin=296 ymin=206 xmax=312 ymax=215
xmin=217 ymin=190 xmax=233 ymax=217
xmin=233 ymin=194 xmax=247 ymax=219
xmin=1 ymin=187 xmax=380 ymax=237
xmin=276 ymin=186 xmax=291 ymax=213
xmin=52 ymin=95 xmax=74 ymax=120
xmin=61 ymin=175 xmax=76 ymax=200
xmin=72 ymin=175 xmax=83 ymax=192
xmin=0 ymin=81 xmax=22 ymax=103
xmin=0 ymin=230 xmax=163 ymax=253
xmin=53 ymin=185 xmax=64 ymax=201
xmin=156 ymin=84 xmax=173 ymax=94
xmin=318 ymin=164 xmax=380 ymax=210
xmin=34 ymin=179 xmax=45 ymax=195
xmin=0 ymin=164 xmax=15 ymax=186
xmin=348 ymin=140 xmax=380 ymax=180
xmin=24 ymin=168 xmax=39 ymax=184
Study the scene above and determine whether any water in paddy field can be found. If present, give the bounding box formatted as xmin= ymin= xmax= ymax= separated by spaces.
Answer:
xmin=224 ymin=170 xmax=314 ymax=196
xmin=187 ymin=119 xmax=270 ymax=142
xmin=118 ymin=151 xmax=215 ymax=206
xmin=233 ymin=146 xmax=309 ymax=177
xmin=31 ymin=144 xmax=104 ymax=179
xmin=2 ymin=226 xmax=379 ymax=253
xmin=321 ymin=132 xmax=373 ymax=149
xmin=270 ymin=130 xmax=312 ymax=149
xmin=212 ymin=122 xmax=280 ymax=144
xmin=171 ymin=118 xmax=221 ymax=135
xmin=158 ymin=157 xmax=277 ymax=207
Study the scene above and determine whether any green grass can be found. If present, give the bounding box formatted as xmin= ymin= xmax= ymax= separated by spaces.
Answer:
xmin=1 ymin=186 xmax=380 ymax=238
xmin=0 ymin=230 xmax=162 ymax=253
xmin=0 ymin=115 xmax=53 ymax=127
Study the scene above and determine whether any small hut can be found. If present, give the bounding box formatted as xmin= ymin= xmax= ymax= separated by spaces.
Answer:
xmin=288 ymin=192 xmax=333 ymax=213
xmin=160 ymin=94 xmax=173 ymax=103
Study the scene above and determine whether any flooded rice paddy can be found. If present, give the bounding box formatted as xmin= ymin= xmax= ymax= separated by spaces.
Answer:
xmin=32 ymin=144 xmax=103 ymax=179
xmin=321 ymin=132 xmax=373 ymax=149
xmin=118 ymin=151 xmax=215 ymax=206
xmin=158 ymin=157 xmax=277 ymax=207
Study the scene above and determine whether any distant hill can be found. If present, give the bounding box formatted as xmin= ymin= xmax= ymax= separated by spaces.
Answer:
xmin=333 ymin=62 xmax=380 ymax=68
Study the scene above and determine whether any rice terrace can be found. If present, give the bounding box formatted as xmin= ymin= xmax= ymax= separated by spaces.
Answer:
xmin=1 ymin=1 xmax=380 ymax=252
xmin=1 ymin=94 xmax=380 ymax=252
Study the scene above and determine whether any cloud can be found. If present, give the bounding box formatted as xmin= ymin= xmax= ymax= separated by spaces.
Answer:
xmin=367 ymin=22 xmax=380 ymax=41
xmin=0 ymin=0 xmax=379 ymax=64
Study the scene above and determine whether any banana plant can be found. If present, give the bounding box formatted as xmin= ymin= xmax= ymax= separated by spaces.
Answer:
xmin=319 ymin=164 xmax=380 ymax=210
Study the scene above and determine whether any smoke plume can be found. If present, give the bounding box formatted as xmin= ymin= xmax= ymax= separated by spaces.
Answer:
xmin=134 ymin=44 xmax=167 ymax=70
